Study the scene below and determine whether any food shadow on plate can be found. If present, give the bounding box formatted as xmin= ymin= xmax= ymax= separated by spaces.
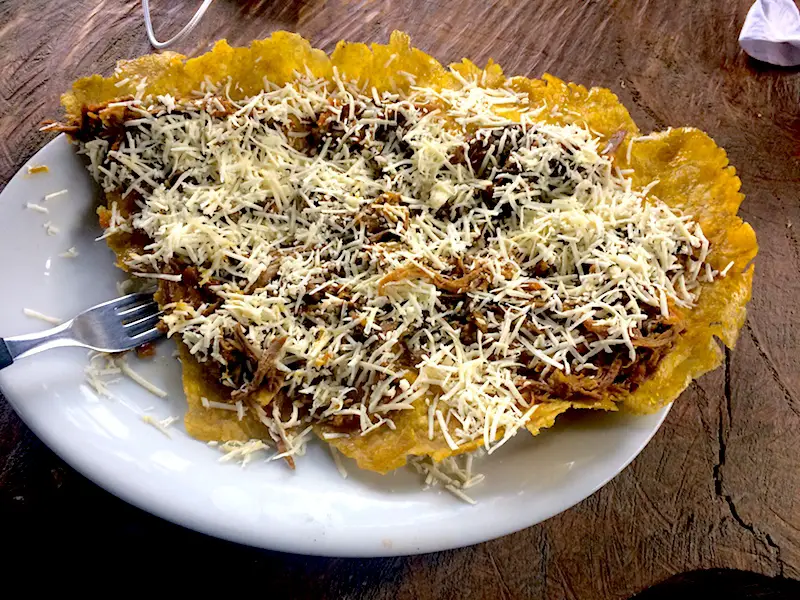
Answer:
xmin=330 ymin=406 xmax=664 ymax=498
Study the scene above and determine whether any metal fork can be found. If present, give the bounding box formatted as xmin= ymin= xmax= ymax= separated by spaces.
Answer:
xmin=0 ymin=292 xmax=164 ymax=370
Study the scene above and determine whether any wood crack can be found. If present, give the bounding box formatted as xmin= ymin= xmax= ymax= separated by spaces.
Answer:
xmin=539 ymin=533 xmax=549 ymax=595
xmin=713 ymin=350 xmax=731 ymax=496
xmin=722 ymin=492 xmax=785 ymax=577
xmin=715 ymin=350 xmax=785 ymax=577
xmin=766 ymin=534 xmax=786 ymax=578
xmin=786 ymin=221 xmax=800 ymax=267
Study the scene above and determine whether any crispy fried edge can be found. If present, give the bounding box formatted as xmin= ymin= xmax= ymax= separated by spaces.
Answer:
xmin=61 ymin=31 xmax=756 ymax=471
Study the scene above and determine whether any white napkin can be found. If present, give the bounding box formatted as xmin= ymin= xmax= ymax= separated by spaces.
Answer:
xmin=740 ymin=0 xmax=800 ymax=66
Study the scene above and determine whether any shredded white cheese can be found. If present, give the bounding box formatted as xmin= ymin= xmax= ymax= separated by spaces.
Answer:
xmin=141 ymin=414 xmax=178 ymax=437
xmin=719 ymin=260 xmax=735 ymax=277
xmin=218 ymin=439 xmax=268 ymax=466
xmin=130 ymin=272 xmax=182 ymax=282
xmin=118 ymin=358 xmax=168 ymax=398
xmin=84 ymin=351 xmax=121 ymax=398
xmin=84 ymin=352 xmax=167 ymax=400
xmin=201 ymin=397 xmax=238 ymax=411
xmin=410 ymin=454 xmax=484 ymax=504
xmin=22 ymin=308 xmax=62 ymax=325
xmin=59 ymin=246 xmax=79 ymax=258
xmin=26 ymin=202 xmax=48 ymax=214
xmin=44 ymin=189 xmax=68 ymax=201
xmin=330 ymin=445 xmax=349 ymax=479
xmin=77 ymin=68 xmax=724 ymax=475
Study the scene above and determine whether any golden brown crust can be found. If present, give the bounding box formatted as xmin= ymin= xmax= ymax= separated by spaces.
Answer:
xmin=318 ymin=401 xmax=482 ymax=474
xmin=177 ymin=341 xmax=269 ymax=442
xmin=63 ymin=31 xmax=757 ymax=471
xmin=619 ymin=128 xmax=757 ymax=413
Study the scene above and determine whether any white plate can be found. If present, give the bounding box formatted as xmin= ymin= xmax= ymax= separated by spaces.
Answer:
xmin=0 ymin=135 xmax=670 ymax=556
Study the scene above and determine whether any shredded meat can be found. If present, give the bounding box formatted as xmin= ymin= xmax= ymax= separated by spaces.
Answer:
xmin=156 ymin=265 xmax=220 ymax=309
xmin=243 ymin=260 xmax=281 ymax=294
xmin=231 ymin=336 xmax=288 ymax=401
xmin=516 ymin=315 xmax=683 ymax=404
xmin=378 ymin=261 xmax=492 ymax=295
xmin=135 ymin=342 xmax=157 ymax=359
xmin=601 ymin=129 xmax=628 ymax=156
xmin=432 ymin=263 xmax=492 ymax=294
xmin=275 ymin=438 xmax=296 ymax=470
xmin=580 ymin=318 xmax=611 ymax=337
xmin=545 ymin=371 xmax=605 ymax=400
xmin=452 ymin=125 xmax=525 ymax=176
xmin=594 ymin=357 xmax=623 ymax=389
xmin=327 ymin=413 xmax=361 ymax=431
xmin=63 ymin=91 xmax=702 ymax=449
xmin=233 ymin=324 xmax=262 ymax=365
xmin=44 ymin=97 xmax=144 ymax=143
xmin=632 ymin=326 xmax=678 ymax=348
xmin=206 ymin=97 xmax=236 ymax=118
xmin=323 ymin=386 xmax=373 ymax=432
xmin=312 ymin=99 xmax=366 ymax=148
xmin=377 ymin=263 xmax=427 ymax=294
xmin=459 ymin=310 xmax=490 ymax=345
xmin=355 ymin=192 xmax=409 ymax=241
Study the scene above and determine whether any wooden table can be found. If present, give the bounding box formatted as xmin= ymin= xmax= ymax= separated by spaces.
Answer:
xmin=2 ymin=0 xmax=800 ymax=596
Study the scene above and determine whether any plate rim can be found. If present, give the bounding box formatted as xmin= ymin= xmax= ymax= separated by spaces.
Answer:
xmin=4 ymin=383 xmax=669 ymax=556
xmin=0 ymin=134 xmax=673 ymax=557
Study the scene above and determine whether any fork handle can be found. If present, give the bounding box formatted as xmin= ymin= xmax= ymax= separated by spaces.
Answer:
xmin=0 ymin=322 xmax=76 ymax=370
xmin=0 ymin=339 xmax=12 ymax=370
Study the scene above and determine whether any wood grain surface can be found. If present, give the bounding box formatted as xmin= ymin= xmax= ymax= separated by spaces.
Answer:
xmin=2 ymin=0 xmax=800 ymax=597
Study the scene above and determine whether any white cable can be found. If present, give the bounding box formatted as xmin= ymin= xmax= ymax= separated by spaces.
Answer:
xmin=142 ymin=0 xmax=214 ymax=49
